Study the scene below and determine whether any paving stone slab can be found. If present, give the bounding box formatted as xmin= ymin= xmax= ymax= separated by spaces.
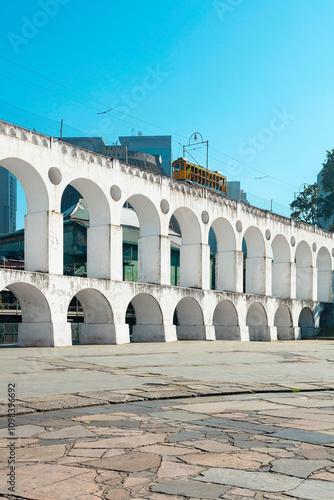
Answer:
xmin=272 ymin=428 xmax=334 ymax=445
xmin=270 ymin=458 xmax=332 ymax=478
xmin=18 ymin=395 xmax=106 ymax=411
xmin=195 ymin=468 xmax=303 ymax=492
xmin=89 ymin=419 xmax=139 ymax=429
xmin=151 ymin=479 xmax=230 ymax=498
xmin=86 ymin=451 xmax=161 ymax=472
xmin=77 ymin=390 xmax=143 ymax=403
xmin=191 ymin=418 xmax=280 ymax=435
xmin=168 ymin=430 xmax=205 ymax=442
xmin=285 ymin=479 xmax=334 ymax=499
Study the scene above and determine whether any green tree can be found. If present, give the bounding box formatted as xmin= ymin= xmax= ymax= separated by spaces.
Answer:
xmin=290 ymin=183 xmax=324 ymax=227
xmin=319 ymin=149 xmax=334 ymax=226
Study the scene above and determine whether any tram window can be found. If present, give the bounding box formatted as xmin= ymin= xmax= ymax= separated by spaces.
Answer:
xmin=180 ymin=163 xmax=184 ymax=170
xmin=174 ymin=163 xmax=179 ymax=171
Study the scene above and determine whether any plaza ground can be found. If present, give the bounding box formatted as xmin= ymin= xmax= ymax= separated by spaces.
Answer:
xmin=0 ymin=340 xmax=334 ymax=499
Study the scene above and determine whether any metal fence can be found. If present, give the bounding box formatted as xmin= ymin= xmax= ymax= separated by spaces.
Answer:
xmin=0 ymin=323 xmax=82 ymax=345
xmin=0 ymin=324 xmax=18 ymax=344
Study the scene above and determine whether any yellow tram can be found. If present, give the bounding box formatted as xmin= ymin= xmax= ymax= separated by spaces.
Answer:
xmin=172 ymin=158 xmax=227 ymax=194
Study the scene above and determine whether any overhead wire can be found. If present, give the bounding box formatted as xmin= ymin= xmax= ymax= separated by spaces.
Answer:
xmin=0 ymin=56 xmax=304 ymax=198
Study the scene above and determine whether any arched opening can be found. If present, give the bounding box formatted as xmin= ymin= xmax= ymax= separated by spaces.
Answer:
xmin=67 ymin=288 xmax=114 ymax=344
xmin=173 ymin=297 xmax=204 ymax=340
xmin=170 ymin=208 xmax=202 ymax=288
xmin=316 ymin=247 xmax=332 ymax=302
xmin=213 ymin=300 xmax=240 ymax=340
xmin=246 ymin=303 xmax=270 ymax=341
xmin=210 ymin=218 xmax=237 ymax=291
xmin=122 ymin=195 xmax=161 ymax=284
xmin=317 ymin=308 xmax=334 ymax=337
xmin=272 ymin=235 xmax=291 ymax=298
xmin=298 ymin=307 xmax=314 ymax=339
xmin=295 ymin=241 xmax=313 ymax=300
xmin=243 ymin=227 xmax=266 ymax=295
xmin=0 ymin=158 xmax=49 ymax=272
xmin=126 ymin=293 xmax=164 ymax=342
xmin=61 ymin=179 xmax=111 ymax=279
xmin=274 ymin=305 xmax=294 ymax=340
xmin=67 ymin=296 xmax=84 ymax=344
xmin=0 ymin=288 xmax=21 ymax=346
xmin=0 ymin=283 xmax=54 ymax=347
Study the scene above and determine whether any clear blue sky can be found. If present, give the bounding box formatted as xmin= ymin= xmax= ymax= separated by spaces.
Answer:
xmin=1 ymin=0 xmax=334 ymax=227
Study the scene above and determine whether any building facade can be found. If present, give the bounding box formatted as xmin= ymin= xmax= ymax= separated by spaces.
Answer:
xmin=119 ymin=134 xmax=172 ymax=176
xmin=0 ymin=167 xmax=17 ymax=235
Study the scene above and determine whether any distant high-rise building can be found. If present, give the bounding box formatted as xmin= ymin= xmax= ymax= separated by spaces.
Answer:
xmin=119 ymin=134 xmax=172 ymax=176
xmin=0 ymin=167 xmax=17 ymax=235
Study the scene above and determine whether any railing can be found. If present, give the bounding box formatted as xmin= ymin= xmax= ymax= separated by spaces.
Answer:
xmin=71 ymin=323 xmax=81 ymax=344
xmin=0 ymin=323 xmax=18 ymax=344
xmin=0 ymin=322 xmax=81 ymax=345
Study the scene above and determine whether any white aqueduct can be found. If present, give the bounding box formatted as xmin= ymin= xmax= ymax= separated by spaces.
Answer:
xmin=0 ymin=120 xmax=333 ymax=347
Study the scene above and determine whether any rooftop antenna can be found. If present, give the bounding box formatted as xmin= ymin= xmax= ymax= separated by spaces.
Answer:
xmin=60 ymin=119 xmax=63 ymax=139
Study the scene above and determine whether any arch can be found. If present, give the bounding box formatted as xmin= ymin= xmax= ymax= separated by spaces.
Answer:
xmin=274 ymin=305 xmax=294 ymax=340
xmin=211 ymin=218 xmax=237 ymax=292
xmin=61 ymin=178 xmax=111 ymax=279
xmin=171 ymin=207 xmax=202 ymax=288
xmin=316 ymin=247 xmax=332 ymax=302
xmin=1 ymin=283 xmax=53 ymax=347
xmin=0 ymin=157 xmax=51 ymax=273
xmin=0 ymin=157 xmax=49 ymax=213
xmin=295 ymin=241 xmax=313 ymax=300
xmin=174 ymin=297 xmax=205 ymax=340
xmin=298 ymin=307 xmax=314 ymax=339
xmin=126 ymin=194 xmax=160 ymax=237
xmin=123 ymin=194 xmax=161 ymax=284
xmin=272 ymin=235 xmax=291 ymax=298
xmin=243 ymin=227 xmax=266 ymax=295
xmin=246 ymin=302 xmax=270 ymax=341
xmin=213 ymin=300 xmax=240 ymax=340
xmin=68 ymin=288 xmax=115 ymax=345
xmin=128 ymin=293 xmax=164 ymax=342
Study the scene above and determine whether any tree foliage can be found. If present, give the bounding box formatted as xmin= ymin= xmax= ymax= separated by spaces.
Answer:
xmin=319 ymin=148 xmax=334 ymax=225
xmin=290 ymin=183 xmax=324 ymax=227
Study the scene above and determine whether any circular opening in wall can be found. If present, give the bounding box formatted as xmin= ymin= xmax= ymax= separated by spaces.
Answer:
xmin=160 ymin=199 xmax=169 ymax=214
xmin=236 ymin=220 xmax=243 ymax=232
xmin=48 ymin=167 xmax=62 ymax=185
xmin=110 ymin=185 xmax=122 ymax=201
xmin=290 ymin=236 xmax=296 ymax=247
xmin=265 ymin=229 xmax=271 ymax=240
xmin=312 ymin=243 xmax=317 ymax=252
xmin=201 ymin=211 xmax=209 ymax=224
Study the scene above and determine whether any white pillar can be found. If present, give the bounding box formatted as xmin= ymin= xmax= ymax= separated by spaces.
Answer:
xmin=216 ymin=250 xmax=243 ymax=292
xmin=25 ymin=211 xmax=63 ymax=274
xmin=272 ymin=262 xmax=291 ymax=298
xmin=138 ymin=235 xmax=170 ymax=285
xmin=180 ymin=243 xmax=210 ymax=289
xmin=18 ymin=322 xmax=72 ymax=347
xmin=317 ymin=269 xmax=332 ymax=302
xmin=290 ymin=262 xmax=297 ymax=299
xmin=296 ymin=266 xmax=313 ymax=300
xmin=80 ymin=323 xmax=129 ymax=344
xmin=312 ymin=267 xmax=318 ymax=301
xmin=87 ymin=224 xmax=122 ymax=280
xmin=246 ymin=257 xmax=271 ymax=295
xmin=132 ymin=325 xmax=177 ymax=342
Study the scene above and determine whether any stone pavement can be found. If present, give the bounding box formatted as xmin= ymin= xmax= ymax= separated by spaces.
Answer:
xmin=0 ymin=340 xmax=334 ymax=499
